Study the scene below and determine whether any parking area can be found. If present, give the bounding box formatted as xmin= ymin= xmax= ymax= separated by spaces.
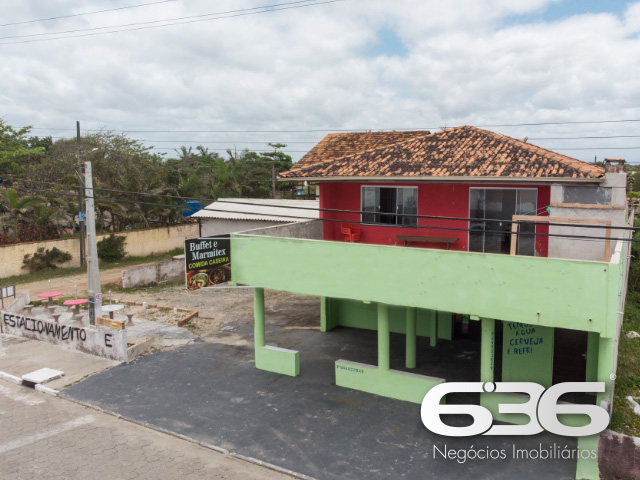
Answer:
xmin=63 ymin=325 xmax=579 ymax=480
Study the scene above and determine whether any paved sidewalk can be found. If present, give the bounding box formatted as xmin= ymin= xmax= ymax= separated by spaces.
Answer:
xmin=0 ymin=380 xmax=289 ymax=480
xmin=0 ymin=334 xmax=119 ymax=390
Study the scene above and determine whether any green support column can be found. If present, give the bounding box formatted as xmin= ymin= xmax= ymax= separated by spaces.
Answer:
xmin=406 ymin=307 xmax=417 ymax=369
xmin=481 ymin=318 xmax=495 ymax=383
xmin=428 ymin=309 xmax=437 ymax=347
xmin=254 ymin=287 xmax=265 ymax=348
xmin=585 ymin=332 xmax=600 ymax=382
xmin=576 ymin=335 xmax=615 ymax=480
xmin=597 ymin=336 xmax=615 ymax=408
xmin=320 ymin=296 xmax=338 ymax=332
xmin=378 ymin=303 xmax=390 ymax=371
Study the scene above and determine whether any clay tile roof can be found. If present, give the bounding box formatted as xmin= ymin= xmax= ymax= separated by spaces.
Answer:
xmin=280 ymin=126 xmax=605 ymax=180
xmin=289 ymin=131 xmax=430 ymax=172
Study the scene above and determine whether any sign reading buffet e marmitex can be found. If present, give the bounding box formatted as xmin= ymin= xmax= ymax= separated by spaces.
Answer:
xmin=184 ymin=235 xmax=231 ymax=290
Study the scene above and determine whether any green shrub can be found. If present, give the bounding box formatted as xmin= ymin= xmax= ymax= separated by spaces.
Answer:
xmin=22 ymin=247 xmax=72 ymax=273
xmin=97 ymin=234 xmax=127 ymax=262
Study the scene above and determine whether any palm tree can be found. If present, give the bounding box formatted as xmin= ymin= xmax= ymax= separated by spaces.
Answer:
xmin=0 ymin=188 xmax=44 ymax=242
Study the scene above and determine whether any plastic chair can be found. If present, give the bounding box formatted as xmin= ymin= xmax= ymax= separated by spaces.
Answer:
xmin=341 ymin=224 xmax=361 ymax=243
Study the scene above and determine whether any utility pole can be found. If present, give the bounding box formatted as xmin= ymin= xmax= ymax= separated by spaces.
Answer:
xmin=271 ymin=162 xmax=276 ymax=199
xmin=85 ymin=161 xmax=101 ymax=325
xmin=76 ymin=121 xmax=85 ymax=267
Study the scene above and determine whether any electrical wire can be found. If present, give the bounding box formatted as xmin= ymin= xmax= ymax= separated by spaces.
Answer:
xmin=0 ymin=1 xmax=175 ymax=28
xmin=45 ymin=134 xmax=640 ymax=143
xmin=0 ymin=0 xmax=322 ymax=40
xmin=3 ymin=183 xmax=639 ymax=244
xmin=23 ymin=118 xmax=640 ymax=133
xmin=5 ymin=176 xmax=638 ymax=231
xmin=0 ymin=0 xmax=345 ymax=45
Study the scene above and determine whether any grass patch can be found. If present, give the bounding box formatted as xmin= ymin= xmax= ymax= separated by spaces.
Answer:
xmin=609 ymin=231 xmax=640 ymax=437
xmin=0 ymin=248 xmax=184 ymax=288
xmin=609 ymin=289 xmax=640 ymax=436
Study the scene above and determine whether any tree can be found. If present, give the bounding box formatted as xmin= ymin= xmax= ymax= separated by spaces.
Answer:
xmin=0 ymin=188 xmax=45 ymax=242
xmin=0 ymin=120 xmax=45 ymax=176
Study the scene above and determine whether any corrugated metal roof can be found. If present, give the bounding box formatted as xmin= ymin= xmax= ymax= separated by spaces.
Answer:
xmin=192 ymin=198 xmax=319 ymax=222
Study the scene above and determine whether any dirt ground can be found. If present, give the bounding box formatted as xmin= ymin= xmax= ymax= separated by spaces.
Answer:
xmin=17 ymin=269 xmax=321 ymax=350
xmin=112 ymin=285 xmax=321 ymax=349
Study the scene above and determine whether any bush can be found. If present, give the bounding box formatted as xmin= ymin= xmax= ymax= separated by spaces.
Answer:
xmin=22 ymin=247 xmax=72 ymax=273
xmin=97 ymin=234 xmax=127 ymax=262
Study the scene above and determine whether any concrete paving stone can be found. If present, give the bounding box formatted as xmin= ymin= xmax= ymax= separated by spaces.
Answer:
xmin=0 ymin=381 xmax=290 ymax=480
xmin=22 ymin=367 xmax=65 ymax=384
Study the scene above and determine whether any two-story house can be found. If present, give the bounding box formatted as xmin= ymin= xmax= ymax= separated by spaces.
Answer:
xmin=230 ymin=125 xmax=632 ymax=480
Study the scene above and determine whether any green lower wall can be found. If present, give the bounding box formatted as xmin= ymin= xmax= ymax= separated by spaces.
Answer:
xmin=256 ymin=345 xmax=300 ymax=377
xmin=323 ymin=298 xmax=452 ymax=340
xmin=335 ymin=360 xmax=445 ymax=403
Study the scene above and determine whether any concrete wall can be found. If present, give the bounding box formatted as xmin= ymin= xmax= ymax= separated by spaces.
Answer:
xmin=548 ymin=172 xmax=627 ymax=262
xmin=239 ymin=220 xmax=323 ymax=240
xmin=1 ymin=310 xmax=128 ymax=362
xmin=0 ymin=224 xmax=199 ymax=278
xmin=200 ymin=218 xmax=283 ymax=237
xmin=122 ymin=259 xmax=185 ymax=288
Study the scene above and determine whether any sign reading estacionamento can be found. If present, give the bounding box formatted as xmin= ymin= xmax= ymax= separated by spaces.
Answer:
xmin=1 ymin=311 xmax=128 ymax=361
xmin=184 ymin=235 xmax=231 ymax=290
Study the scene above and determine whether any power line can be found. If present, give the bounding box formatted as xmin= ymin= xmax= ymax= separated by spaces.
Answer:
xmin=4 ymin=176 xmax=638 ymax=233
xmin=0 ymin=1 xmax=175 ymax=28
xmin=47 ymin=136 xmax=317 ymax=144
xmin=45 ymin=134 xmax=640 ymax=143
xmin=0 ymin=0 xmax=345 ymax=45
xmin=529 ymin=135 xmax=640 ymax=140
xmin=5 ymin=183 xmax=636 ymax=244
xmin=23 ymin=118 xmax=640 ymax=133
xmin=0 ymin=0 xmax=320 ymax=40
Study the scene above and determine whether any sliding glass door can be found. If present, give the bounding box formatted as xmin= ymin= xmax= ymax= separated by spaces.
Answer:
xmin=469 ymin=188 xmax=537 ymax=255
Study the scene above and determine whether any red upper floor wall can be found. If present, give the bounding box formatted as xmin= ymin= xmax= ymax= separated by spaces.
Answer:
xmin=319 ymin=182 xmax=550 ymax=257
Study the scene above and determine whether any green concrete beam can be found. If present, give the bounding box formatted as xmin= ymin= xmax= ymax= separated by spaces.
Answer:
xmin=232 ymin=236 xmax=619 ymax=337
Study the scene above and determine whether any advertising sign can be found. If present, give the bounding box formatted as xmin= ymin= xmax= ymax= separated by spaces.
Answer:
xmin=184 ymin=235 xmax=231 ymax=290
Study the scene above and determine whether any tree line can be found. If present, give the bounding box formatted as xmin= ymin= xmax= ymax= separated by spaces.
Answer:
xmin=0 ymin=119 xmax=294 ymax=245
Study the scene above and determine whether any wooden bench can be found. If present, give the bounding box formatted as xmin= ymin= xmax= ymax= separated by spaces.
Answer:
xmin=397 ymin=236 xmax=458 ymax=250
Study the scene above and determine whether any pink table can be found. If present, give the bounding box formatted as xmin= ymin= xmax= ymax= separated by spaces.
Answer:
xmin=63 ymin=298 xmax=88 ymax=316
xmin=37 ymin=292 xmax=63 ymax=307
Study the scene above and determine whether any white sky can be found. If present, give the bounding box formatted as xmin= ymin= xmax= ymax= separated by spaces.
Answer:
xmin=0 ymin=0 xmax=639 ymax=163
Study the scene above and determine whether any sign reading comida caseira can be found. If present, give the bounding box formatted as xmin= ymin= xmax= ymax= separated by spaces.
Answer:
xmin=184 ymin=235 xmax=231 ymax=291
xmin=1 ymin=311 xmax=127 ymax=361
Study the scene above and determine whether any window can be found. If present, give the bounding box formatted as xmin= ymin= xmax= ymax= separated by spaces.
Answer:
xmin=469 ymin=188 xmax=537 ymax=255
xmin=361 ymin=186 xmax=417 ymax=226
xmin=562 ymin=186 xmax=611 ymax=205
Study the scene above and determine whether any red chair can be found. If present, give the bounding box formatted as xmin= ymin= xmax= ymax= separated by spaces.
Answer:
xmin=341 ymin=224 xmax=361 ymax=243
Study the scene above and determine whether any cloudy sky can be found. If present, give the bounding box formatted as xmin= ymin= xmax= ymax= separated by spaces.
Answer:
xmin=0 ymin=0 xmax=639 ymax=163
